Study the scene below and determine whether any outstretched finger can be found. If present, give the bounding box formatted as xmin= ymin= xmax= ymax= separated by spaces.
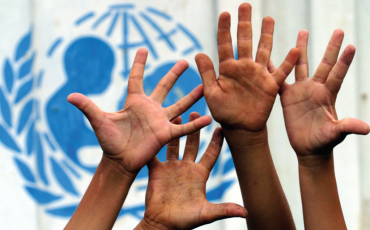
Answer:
xmin=337 ymin=117 xmax=370 ymax=136
xmin=272 ymin=48 xmax=300 ymax=87
xmin=218 ymin=12 xmax=234 ymax=63
xmin=199 ymin=128 xmax=224 ymax=171
xmin=325 ymin=45 xmax=355 ymax=94
xmin=166 ymin=117 xmax=182 ymax=161
xmin=170 ymin=115 xmax=212 ymax=139
xmin=237 ymin=3 xmax=253 ymax=59
xmin=182 ymin=113 xmax=201 ymax=162
xmin=150 ymin=60 xmax=189 ymax=103
xmin=195 ymin=53 xmax=217 ymax=96
xmin=200 ymin=202 xmax=247 ymax=225
xmin=147 ymin=156 xmax=161 ymax=169
xmin=127 ymin=48 xmax=148 ymax=95
xmin=267 ymin=60 xmax=276 ymax=73
xmin=255 ymin=17 xmax=275 ymax=67
xmin=166 ymin=84 xmax=204 ymax=120
xmin=312 ymin=29 xmax=344 ymax=83
xmin=67 ymin=93 xmax=104 ymax=131
xmin=295 ymin=30 xmax=309 ymax=81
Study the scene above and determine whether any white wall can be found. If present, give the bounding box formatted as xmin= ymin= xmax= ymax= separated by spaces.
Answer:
xmin=0 ymin=0 xmax=369 ymax=229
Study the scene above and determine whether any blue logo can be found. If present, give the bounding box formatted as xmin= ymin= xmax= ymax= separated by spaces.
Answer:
xmin=0 ymin=4 xmax=235 ymax=219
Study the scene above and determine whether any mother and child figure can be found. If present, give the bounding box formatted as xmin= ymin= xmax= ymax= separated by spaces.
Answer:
xmin=64 ymin=3 xmax=370 ymax=230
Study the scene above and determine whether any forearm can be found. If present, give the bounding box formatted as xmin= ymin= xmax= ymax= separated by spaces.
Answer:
xmin=298 ymin=153 xmax=346 ymax=230
xmin=223 ymin=128 xmax=295 ymax=230
xmin=65 ymin=155 xmax=136 ymax=230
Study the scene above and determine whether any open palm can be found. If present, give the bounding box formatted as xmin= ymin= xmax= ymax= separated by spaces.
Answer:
xmin=137 ymin=114 xmax=247 ymax=230
xmin=276 ymin=30 xmax=370 ymax=156
xmin=67 ymin=48 xmax=211 ymax=174
xmin=195 ymin=3 xmax=299 ymax=131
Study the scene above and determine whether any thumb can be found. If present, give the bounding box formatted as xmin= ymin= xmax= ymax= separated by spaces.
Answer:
xmin=337 ymin=117 xmax=370 ymax=136
xmin=67 ymin=93 xmax=104 ymax=130
xmin=200 ymin=202 xmax=248 ymax=224
xmin=195 ymin=53 xmax=217 ymax=96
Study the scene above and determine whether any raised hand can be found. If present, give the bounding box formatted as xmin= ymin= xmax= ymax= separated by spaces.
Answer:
xmin=276 ymin=30 xmax=370 ymax=157
xmin=195 ymin=4 xmax=297 ymax=230
xmin=67 ymin=48 xmax=212 ymax=175
xmin=195 ymin=3 xmax=299 ymax=132
xmin=269 ymin=29 xmax=370 ymax=230
xmin=135 ymin=113 xmax=247 ymax=230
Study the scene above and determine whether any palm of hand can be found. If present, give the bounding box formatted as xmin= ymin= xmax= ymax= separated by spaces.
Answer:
xmin=93 ymin=94 xmax=175 ymax=172
xmin=144 ymin=161 xmax=210 ymax=230
xmin=196 ymin=6 xmax=299 ymax=132
xmin=209 ymin=59 xmax=280 ymax=131
xmin=278 ymin=29 xmax=369 ymax=156
xmin=67 ymin=49 xmax=211 ymax=174
xmin=140 ymin=125 xmax=247 ymax=230
xmin=281 ymin=80 xmax=340 ymax=155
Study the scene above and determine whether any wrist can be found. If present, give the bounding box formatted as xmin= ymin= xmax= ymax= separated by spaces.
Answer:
xmin=222 ymin=126 xmax=269 ymax=148
xmin=100 ymin=155 xmax=137 ymax=185
xmin=134 ymin=218 xmax=169 ymax=230
xmin=297 ymin=152 xmax=334 ymax=170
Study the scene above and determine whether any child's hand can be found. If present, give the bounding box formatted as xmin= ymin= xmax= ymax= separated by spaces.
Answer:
xmin=195 ymin=3 xmax=299 ymax=132
xmin=67 ymin=48 xmax=212 ymax=176
xmin=275 ymin=30 xmax=370 ymax=158
xmin=136 ymin=113 xmax=247 ymax=230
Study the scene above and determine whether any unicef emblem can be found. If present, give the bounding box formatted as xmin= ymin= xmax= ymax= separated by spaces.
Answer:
xmin=0 ymin=3 xmax=235 ymax=219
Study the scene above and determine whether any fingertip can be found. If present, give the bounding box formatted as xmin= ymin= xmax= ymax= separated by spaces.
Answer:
xmin=205 ymin=115 xmax=212 ymax=124
xmin=137 ymin=47 xmax=148 ymax=55
xmin=213 ymin=127 xmax=224 ymax=138
xmin=192 ymin=84 xmax=204 ymax=98
xmin=67 ymin=93 xmax=85 ymax=107
xmin=218 ymin=12 xmax=231 ymax=28
xmin=262 ymin=16 xmax=275 ymax=34
xmin=195 ymin=84 xmax=204 ymax=91
xmin=199 ymin=115 xmax=212 ymax=127
xmin=239 ymin=2 xmax=252 ymax=11
xmin=220 ymin=11 xmax=231 ymax=19
xmin=291 ymin=47 xmax=300 ymax=54
xmin=222 ymin=203 xmax=248 ymax=219
xmin=341 ymin=45 xmax=356 ymax=65
xmin=189 ymin=112 xmax=201 ymax=122
xmin=234 ymin=205 xmax=248 ymax=218
xmin=288 ymin=48 xmax=300 ymax=63
xmin=263 ymin=16 xmax=275 ymax=24
xmin=365 ymin=123 xmax=370 ymax=134
xmin=195 ymin=54 xmax=213 ymax=71
xmin=67 ymin=93 xmax=77 ymax=103
xmin=177 ymin=59 xmax=189 ymax=69
xmin=240 ymin=209 xmax=248 ymax=218
xmin=134 ymin=48 xmax=148 ymax=64
xmin=334 ymin=28 xmax=345 ymax=37
xmin=299 ymin=29 xmax=309 ymax=37
xmin=331 ymin=29 xmax=345 ymax=44
xmin=195 ymin=53 xmax=205 ymax=61
xmin=171 ymin=116 xmax=182 ymax=125
xmin=346 ymin=44 xmax=356 ymax=53
xmin=297 ymin=30 xmax=309 ymax=46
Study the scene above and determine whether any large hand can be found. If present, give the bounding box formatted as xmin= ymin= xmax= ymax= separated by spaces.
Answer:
xmin=136 ymin=113 xmax=247 ymax=230
xmin=195 ymin=3 xmax=299 ymax=131
xmin=276 ymin=30 xmax=370 ymax=157
xmin=67 ymin=48 xmax=212 ymax=175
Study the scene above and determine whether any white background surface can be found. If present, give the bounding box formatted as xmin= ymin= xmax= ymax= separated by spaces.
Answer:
xmin=0 ymin=0 xmax=369 ymax=229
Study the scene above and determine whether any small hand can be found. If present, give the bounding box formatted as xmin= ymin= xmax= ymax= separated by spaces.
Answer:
xmin=273 ymin=30 xmax=370 ymax=157
xmin=67 ymin=48 xmax=212 ymax=175
xmin=195 ymin=3 xmax=299 ymax=132
xmin=137 ymin=113 xmax=247 ymax=230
